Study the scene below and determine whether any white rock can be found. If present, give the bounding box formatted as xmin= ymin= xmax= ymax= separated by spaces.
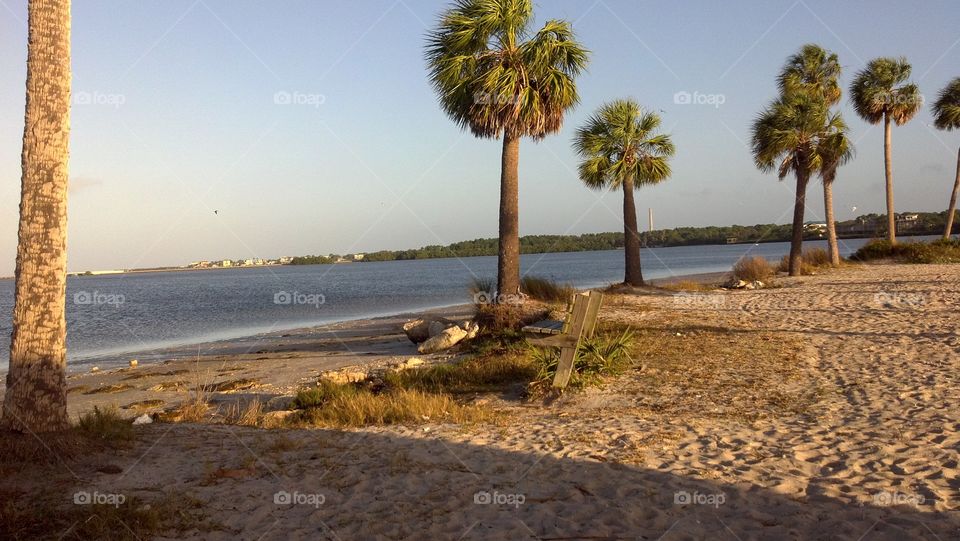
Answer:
xmin=428 ymin=320 xmax=451 ymax=338
xmin=132 ymin=414 xmax=153 ymax=425
xmin=462 ymin=321 xmax=480 ymax=340
xmin=418 ymin=325 xmax=468 ymax=354
xmin=129 ymin=359 xmax=138 ymax=368
xmin=402 ymin=319 xmax=431 ymax=343
xmin=90 ymin=366 xmax=99 ymax=373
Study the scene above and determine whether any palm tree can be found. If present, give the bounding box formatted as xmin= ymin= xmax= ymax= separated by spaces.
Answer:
xmin=426 ymin=0 xmax=588 ymax=298
xmin=752 ymin=92 xmax=831 ymax=276
xmin=3 ymin=0 xmax=72 ymax=433
xmin=573 ymin=100 xmax=674 ymax=286
xmin=817 ymin=116 xmax=855 ymax=265
xmin=779 ymin=44 xmax=848 ymax=265
xmin=850 ymin=57 xmax=922 ymax=244
xmin=932 ymin=77 xmax=960 ymax=239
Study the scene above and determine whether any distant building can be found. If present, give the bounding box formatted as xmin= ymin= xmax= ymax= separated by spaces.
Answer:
xmin=352 ymin=253 xmax=365 ymax=261
xmin=279 ymin=256 xmax=293 ymax=264
xmin=218 ymin=260 xmax=233 ymax=267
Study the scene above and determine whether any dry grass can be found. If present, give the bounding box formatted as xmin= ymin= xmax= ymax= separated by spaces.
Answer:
xmin=224 ymin=398 xmax=263 ymax=427
xmin=383 ymin=354 xmax=537 ymax=393
xmin=732 ymin=256 xmax=775 ymax=282
xmin=658 ymin=280 xmax=716 ymax=292
xmin=776 ymin=247 xmax=833 ymax=274
xmin=286 ymin=381 xmax=492 ymax=428
xmin=520 ymin=276 xmax=576 ymax=303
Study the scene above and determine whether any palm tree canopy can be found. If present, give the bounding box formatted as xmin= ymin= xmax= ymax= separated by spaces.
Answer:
xmin=850 ymin=57 xmax=922 ymax=125
xmin=751 ymin=91 xmax=832 ymax=180
xmin=778 ymin=43 xmax=842 ymax=106
xmin=932 ymin=77 xmax=960 ymax=131
xmin=425 ymin=0 xmax=589 ymax=140
xmin=573 ymin=99 xmax=675 ymax=191
xmin=816 ymin=112 xmax=855 ymax=182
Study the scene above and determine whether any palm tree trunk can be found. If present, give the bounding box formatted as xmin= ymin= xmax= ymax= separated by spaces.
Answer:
xmin=883 ymin=113 xmax=897 ymax=244
xmin=789 ymin=169 xmax=809 ymax=277
xmin=944 ymin=146 xmax=960 ymax=240
xmin=3 ymin=0 xmax=72 ymax=433
xmin=496 ymin=134 xmax=520 ymax=299
xmin=823 ymin=175 xmax=840 ymax=266
xmin=622 ymin=174 xmax=644 ymax=286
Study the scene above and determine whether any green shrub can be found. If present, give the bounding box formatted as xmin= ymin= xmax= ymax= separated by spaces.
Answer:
xmin=732 ymin=256 xmax=775 ymax=282
xmin=852 ymin=238 xmax=960 ymax=264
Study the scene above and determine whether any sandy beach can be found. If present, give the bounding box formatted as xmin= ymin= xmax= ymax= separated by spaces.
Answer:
xmin=2 ymin=263 xmax=958 ymax=540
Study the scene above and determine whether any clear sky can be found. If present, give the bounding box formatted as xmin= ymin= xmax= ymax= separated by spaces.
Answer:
xmin=1 ymin=0 xmax=959 ymax=274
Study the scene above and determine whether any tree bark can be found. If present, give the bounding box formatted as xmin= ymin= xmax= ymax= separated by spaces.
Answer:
xmin=789 ymin=168 xmax=809 ymax=277
xmin=883 ymin=113 xmax=897 ymax=244
xmin=3 ymin=0 xmax=72 ymax=433
xmin=823 ymin=174 xmax=840 ymax=266
xmin=496 ymin=134 xmax=520 ymax=300
xmin=622 ymin=174 xmax=644 ymax=286
xmin=944 ymin=146 xmax=960 ymax=240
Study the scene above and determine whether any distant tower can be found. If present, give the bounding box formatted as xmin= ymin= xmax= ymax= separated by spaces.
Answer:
xmin=648 ymin=208 xmax=654 ymax=232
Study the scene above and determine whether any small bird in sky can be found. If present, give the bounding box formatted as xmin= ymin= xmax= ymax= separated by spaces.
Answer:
xmin=214 ymin=210 xmax=219 ymax=215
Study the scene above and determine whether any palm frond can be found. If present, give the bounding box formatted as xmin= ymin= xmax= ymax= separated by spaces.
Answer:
xmin=932 ymin=77 xmax=960 ymax=131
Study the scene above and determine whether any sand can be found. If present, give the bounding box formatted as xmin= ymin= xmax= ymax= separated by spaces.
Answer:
xmin=3 ymin=263 xmax=958 ymax=539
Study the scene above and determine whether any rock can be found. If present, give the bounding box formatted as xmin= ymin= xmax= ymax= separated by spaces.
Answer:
xmin=400 ymin=357 xmax=424 ymax=369
xmin=428 ymin=320 xmax=450 ymax=338
xmin=418 ymin=325 xmax=468 ymax=354
xmin=402 ymin=319 xmax=431 ymax=343
xmin=132 ymin=414 xmax=152 ymax=425
xmin=320 ymin=370 xmax=367 ymax=385
xmin=262 ymin=410 xmax=295 ymax=423
xmin=744 ymin=280 xmax=765 ymax=290
xmin=90 ymin=366 xmax=100 ymax=373
xmin=129 ymin=359 xmax=138 ymax=368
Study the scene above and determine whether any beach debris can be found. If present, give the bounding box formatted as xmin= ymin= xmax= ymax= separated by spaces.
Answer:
xmin=132 ymin=414 xmax=153 ymax=425
xmin=90 ymin=366 xmax=100 ymax=373
xmin=391 ymin=357 xmax=425 ymax=371
xmin=418 ymin=324 xmax=468 ymax=354
xmin=403 ymin=316 xmax=455 ymax=343
xmin=723 ymin=278 xmax=765 ymax=290
xmin=463 ymin=321 xmax=480 ymax=340
xmin=129 ymin=359 xmax=138 ymax=368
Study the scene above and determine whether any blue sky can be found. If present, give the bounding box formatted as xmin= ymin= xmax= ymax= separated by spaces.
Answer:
xmin=1 ymin=0 xmax=959 ymax=274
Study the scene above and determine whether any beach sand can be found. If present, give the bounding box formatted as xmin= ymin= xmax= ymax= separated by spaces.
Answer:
xmin=2 ymin=263 xmax=957 ymax=539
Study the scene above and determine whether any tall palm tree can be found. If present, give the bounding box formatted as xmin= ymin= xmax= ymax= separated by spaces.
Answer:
xmin=779 ymin=44 xmax=848 ymax=265
xmin=850 ymin=57 xmax=922 ymax=244
xmin=573 ymin=100 xmax=674 ymax=286
xmin=426 ymin=0 xmax=588 ymax=298
xmin=752 ymin=92 xmax=830 ymax=276
xmin=932 ymin=77 xmax=960 ymax=239
xmin=817 ymin=116 xmax=855 ymax=265
xmin=3 ymin=0 xmax=72 ymax=433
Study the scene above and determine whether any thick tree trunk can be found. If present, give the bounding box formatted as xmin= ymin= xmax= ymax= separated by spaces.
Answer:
xmin=496 ymin=134 xmax=520 ymax=300
xmin=3 ymin=0 xmax=72 ymax=433
xmin=944 ymin=146 xmax=960 ymax=240
xmin=823 ymin=175 xmax=840 ymax=266
xmin=622 ymin=175 xmax=644 ymax=286
xmin=883 ymin=113 xmax=897 ymax=244
xmin=789 ymin=169 xmax=809 ymax=277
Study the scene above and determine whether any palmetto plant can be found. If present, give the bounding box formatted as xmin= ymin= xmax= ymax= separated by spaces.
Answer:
xmin=779 ymin=44 xmax=849 ymax=266
xmin=932 ymin=77 xmax=960 ymax=239
xmin=426 ymin=0 xmax=589 ymax=299
xmin=751 ymin=92 xmax=832 ymax=276
xmin=850 ymin=57 xmax=922 ymax=244
xmin=573 ymin=99 xmax=674 ymax=286
xmin=3 ymin=0 xmax=72 ymax=432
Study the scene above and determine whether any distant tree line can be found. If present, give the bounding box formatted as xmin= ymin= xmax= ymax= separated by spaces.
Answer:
xmin=287 ymin=211 xmax=957 ymax=265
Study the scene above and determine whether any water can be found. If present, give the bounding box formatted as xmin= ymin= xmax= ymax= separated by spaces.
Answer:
xmin=0 ymin=237 xmax=890 ymax=367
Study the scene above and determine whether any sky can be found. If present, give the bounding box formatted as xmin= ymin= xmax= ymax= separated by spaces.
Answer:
xmin=1 ymin=0 xmax=959 ymax=275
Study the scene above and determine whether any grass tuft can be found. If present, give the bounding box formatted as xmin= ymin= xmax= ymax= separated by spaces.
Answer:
xmin=732 ymin=256 xmax=775 ymax=282
xmin=384 ymin=354 xmax=537 ymax=393
xmin=528 ymin=329 xmax=636 ymax=395
xmin=75 ymin=406 xmax=134 ymax=443
xmin=776 ymin=247 xmax=832 ymax=275
xmin=520 ymin=276 xmax=576 ymax=303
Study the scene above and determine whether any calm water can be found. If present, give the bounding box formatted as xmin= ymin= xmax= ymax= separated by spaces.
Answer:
xmin=0 ymin=237 xmax=886 ymax=367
